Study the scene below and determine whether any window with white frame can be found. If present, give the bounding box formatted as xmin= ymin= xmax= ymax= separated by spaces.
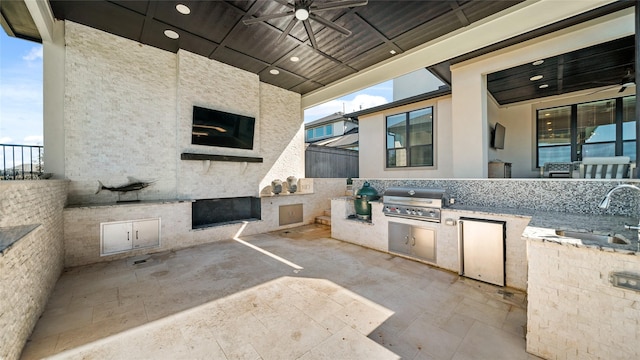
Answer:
xmin=386 ymin=107 xmax=434 ymax=167
xmin=307 ymin=124 xmax=334 ymax=141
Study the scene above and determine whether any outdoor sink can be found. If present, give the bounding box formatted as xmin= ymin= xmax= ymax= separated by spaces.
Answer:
xmin=555 ymin=230 xmax=630 ymax=245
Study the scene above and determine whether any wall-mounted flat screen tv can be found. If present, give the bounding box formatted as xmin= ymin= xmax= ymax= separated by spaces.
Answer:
xmin=492 ymin=122 xmax=506 ymax=149
xmin=192 ymin=106 xmax=255 ymax=150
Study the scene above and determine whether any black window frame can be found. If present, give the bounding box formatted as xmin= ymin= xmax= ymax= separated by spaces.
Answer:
xmin=536 ymin=95 xmax=635 ymax=168
xmin=385 ymin=106 xmax=434 ymax=168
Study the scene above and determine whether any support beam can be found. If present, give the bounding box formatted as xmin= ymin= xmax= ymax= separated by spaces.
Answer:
xmin=24 ymin=0 xmax=55 ymax=42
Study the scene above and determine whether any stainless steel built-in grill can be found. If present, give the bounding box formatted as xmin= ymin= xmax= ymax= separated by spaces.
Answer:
xmin=382 ymin=187 xmax=447 ymax=223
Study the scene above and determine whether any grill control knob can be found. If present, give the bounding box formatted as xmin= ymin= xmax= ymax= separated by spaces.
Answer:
xmin=396 ymin=208 xmax=401 ymax=214
xmin=416 ymin=210 xmax=423 ymax=216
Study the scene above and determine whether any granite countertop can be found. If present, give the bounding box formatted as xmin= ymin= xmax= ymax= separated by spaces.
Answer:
xmin=65 ymin=199 xmax=193 ymax=209
xmin=0 ymin=224 xmax=40 ymax=253
xmin=332 ymin=197 xmax=640 ymax=252
xmin=447 ymin=204 xmax=639 ymax=253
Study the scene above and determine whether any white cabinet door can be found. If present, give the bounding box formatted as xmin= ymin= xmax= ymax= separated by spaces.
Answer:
xmin=132 ymin=219 xmax=160 ymax=249
xmin=101 ymin=222 xmax=132 ymax=255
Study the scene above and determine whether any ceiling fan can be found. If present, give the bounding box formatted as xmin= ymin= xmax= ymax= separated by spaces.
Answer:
xmin=617 ymin=69 xmax=636 ymax=93
xmin=590 ymin=69 xmax=636 ymax=94
xmin=242 ymin=0 xmax=368 ymax=49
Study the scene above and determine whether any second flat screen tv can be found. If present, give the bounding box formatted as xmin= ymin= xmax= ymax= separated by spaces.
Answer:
xmin=492 ymin=122 xmax=506 ymax=149
xmin=192 ymin=106 xmax=255 ymax=150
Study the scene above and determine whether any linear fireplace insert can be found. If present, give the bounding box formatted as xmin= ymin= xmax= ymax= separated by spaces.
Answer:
xmin=192 ymin=197 xmax=261 ymax=229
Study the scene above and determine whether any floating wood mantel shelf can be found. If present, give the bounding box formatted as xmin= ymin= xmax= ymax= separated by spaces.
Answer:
xmin=180 ymin=153 xmax=263 ymax=163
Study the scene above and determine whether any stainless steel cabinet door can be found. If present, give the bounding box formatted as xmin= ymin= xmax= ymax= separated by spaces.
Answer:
xmin=388 ymin=222 xmax=411 ymax=255
xmin=459 ymin=219 xmax=505 ymax=286
xmin=101 ymin=221 xmax=132 ymax=255
xmin=132 ymin=219 xmax=160 ymax=249
xmin=411 ymin=226 xmax=436 ymax=263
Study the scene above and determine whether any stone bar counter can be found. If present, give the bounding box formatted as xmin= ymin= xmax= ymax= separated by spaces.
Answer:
xmin=339 ymin=178 xmax=640 ymax=360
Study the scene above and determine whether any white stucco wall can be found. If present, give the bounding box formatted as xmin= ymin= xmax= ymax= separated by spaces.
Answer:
xmin=448 ymin=7 xmax=634 ymax=178
xmin=393 ymin=69 xmax=444 ymax=101
xmin=356 ymin=7 xmax=634 ymax=180
xmin=358 ymin=96 xmax=453 ymax=179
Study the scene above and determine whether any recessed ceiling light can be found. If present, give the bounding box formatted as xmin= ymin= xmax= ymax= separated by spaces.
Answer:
xmin=164 ymin=30 xmax=179 ymax=39
xmin=532 ymin=60 xmax=544 ymax=66
xmin=545 ymin=113 xmax=551 ymax=116
xmin=530 ymin=75 xmax=543 ymax=81
xmin=270 ymin=69 xmax=280 ymax=75
xmin=548 ymin=128 xmax=553 ymax=131
xmin=290 ymin=56 xmax=300 ymax=62
xmin=390 ymin=50 xmax=397 ymax=55
xmin=547 ymin=121 xmax=552 ymax=125
xmin=176 ymin=4 xmax=191 ymax=14
xmin=539 ymin=84 xmax=549 ymax=89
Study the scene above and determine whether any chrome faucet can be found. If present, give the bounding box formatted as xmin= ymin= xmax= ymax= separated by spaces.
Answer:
xmin=599 ymin=184 xmax=640 ymax=246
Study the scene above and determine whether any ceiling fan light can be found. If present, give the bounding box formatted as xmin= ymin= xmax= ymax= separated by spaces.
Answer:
xmin=295 ymin=8 xmax=309 ymax=21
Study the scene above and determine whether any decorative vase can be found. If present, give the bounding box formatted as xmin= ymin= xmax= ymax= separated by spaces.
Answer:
xmin=271 ymin=179 xmax=283 ymax=194
xmin=286 ymin=176 xmax=298 ymax=193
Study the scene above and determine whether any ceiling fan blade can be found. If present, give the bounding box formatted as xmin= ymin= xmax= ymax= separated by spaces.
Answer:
xmin=587 ymin=84 xmax=618 ymax=95
xmin=303 ymin=19 xmax=318 ymax=49
xmin=243 ymin=11 xmax=294 ymax=25
xmin=273 ymin=0 xmax=294 ymax=8
xmin=309 ymin=13 xmax=351 ymax=36
xmin=311 ymin=0 xmax=368 ymax=11
xmin=276 ymin=17 xmax=298 ymax=43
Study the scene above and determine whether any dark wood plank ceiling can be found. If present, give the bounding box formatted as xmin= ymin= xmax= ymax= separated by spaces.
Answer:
xmin=488 ymin=35 xmax=636 ymax=105
xmin=47 ymin=0 xmax=522 ymax=95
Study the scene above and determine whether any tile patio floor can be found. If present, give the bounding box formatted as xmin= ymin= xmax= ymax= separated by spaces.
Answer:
xmin=21 ymin=224 xmax=541 ymax=360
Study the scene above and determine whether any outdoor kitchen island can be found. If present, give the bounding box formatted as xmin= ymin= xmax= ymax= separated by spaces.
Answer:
xmin=331 ymin=178 xmax=640 ymax=360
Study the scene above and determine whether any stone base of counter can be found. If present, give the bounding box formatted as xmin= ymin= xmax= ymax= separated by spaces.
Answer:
xmin=331 ymin=198 xmax=530 ymax=291
xmin=526 ymin=239 xmax=640 ymax=360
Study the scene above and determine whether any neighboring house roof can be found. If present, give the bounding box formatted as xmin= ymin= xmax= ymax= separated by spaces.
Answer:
xmin=312 ymin=133 xmax=359 ymax=149
xmin=345 ymin=86 xmax=451 ymax=119
xmin=305 ymin=112 xmax=356 ymax=128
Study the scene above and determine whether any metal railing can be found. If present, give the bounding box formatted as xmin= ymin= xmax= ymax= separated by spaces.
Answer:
xmin=1 ymin=144 xmax=45 ymax=180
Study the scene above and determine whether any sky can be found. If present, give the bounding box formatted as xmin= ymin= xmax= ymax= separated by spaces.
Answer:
xmin=0 ymin=31 xmax=43 ymax=146
xmin=303 ymin=80 xmax=392 ymax=123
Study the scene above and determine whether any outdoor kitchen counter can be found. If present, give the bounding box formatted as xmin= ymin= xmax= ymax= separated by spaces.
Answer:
xmin=447 ymin=204 xmax=639 ymax=252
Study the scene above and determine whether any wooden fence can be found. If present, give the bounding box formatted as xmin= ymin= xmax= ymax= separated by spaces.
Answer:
xmin=305 ymin=145 xmax=359 ymax=178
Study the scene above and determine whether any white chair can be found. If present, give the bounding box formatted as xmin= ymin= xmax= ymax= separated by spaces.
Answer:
xmin=540 ymin=162 xmax=574 ymax=178
xmin=579 ymin=156 xmax=631 ymax=179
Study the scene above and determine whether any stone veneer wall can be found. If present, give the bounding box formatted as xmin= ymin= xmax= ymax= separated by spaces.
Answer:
xmin=527 ymin=239 xmax=640 ymax=360
xmin=0 ymin=180 xmax=68 ymax=360
xmin=354 ymin=179 xmax=640 ymax=216
xmin=64 ymin=178 xmax=345 ymax=267
xmin=63 ymin=21 xmax=304 ymax=204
